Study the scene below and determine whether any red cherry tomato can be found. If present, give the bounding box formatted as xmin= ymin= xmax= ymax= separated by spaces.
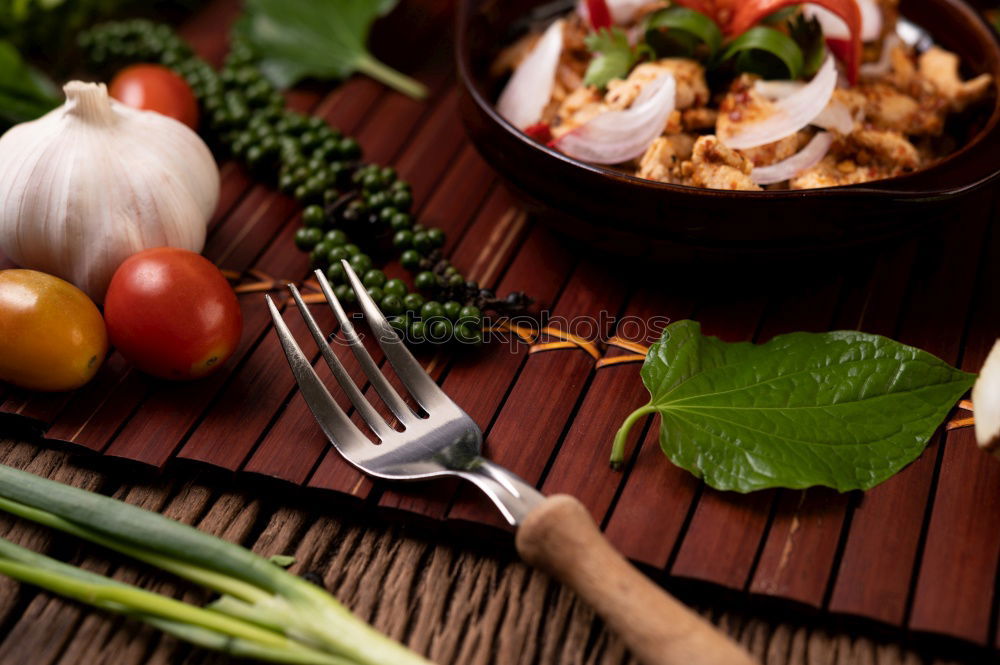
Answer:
xmin=109 ymin=64 xmax=199 ymax=130
xmin=104 ymin=248 xmax=242 ymax=381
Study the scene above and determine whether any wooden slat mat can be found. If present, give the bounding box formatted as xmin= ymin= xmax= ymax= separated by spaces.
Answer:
xmin=2 ymin=0 xmax=999 ymax=652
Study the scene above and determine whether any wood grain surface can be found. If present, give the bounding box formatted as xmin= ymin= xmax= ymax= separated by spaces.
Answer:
xmin=0 ymin=436 xmax=985 ymax=665
xmin=1 ymin=0 xmax=999 ymax=657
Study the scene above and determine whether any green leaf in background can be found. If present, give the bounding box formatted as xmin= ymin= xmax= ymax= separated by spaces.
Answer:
xmin=0 ymin=39 xmax=60 ymax=126
xmin=583 ymin=27 xmax=643 ymax=89
xmin=237 ymin=0 xmax=427 ymax=100
xmin=612 ymin=320 xmax=975 ymax=492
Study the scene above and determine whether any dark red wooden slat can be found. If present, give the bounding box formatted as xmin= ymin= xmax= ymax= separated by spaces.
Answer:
xmin=909 ymin=202 xmax=1000 ymax=645
xmin=603 ymin=426 xmax=701 ymax=568
xmin=375 ymin=223 xmax=573 ymax=519
xmin=828 ymin=200 xmax=990 ymax=627
xmin=669 ymin=275 xmax=842 ymax=590
xmin=749 ymin=242 xmax=918 ymax=606
xmin=601 ymin=295 xmax=761 ymax=569
xmin=173 ymin=56 xmax=457 ymax=470
xmin=305 ymin=146 xmax=501 ymax=495
xmin=444 ymin=259 xmax=627 ymax=529
xmin=373 ymin=188 xmax=536 ymax=515
xmin=538 ymin=288 xmax=691 ymax=523
xmin=240 ymin=92 xmax=471 ymax=484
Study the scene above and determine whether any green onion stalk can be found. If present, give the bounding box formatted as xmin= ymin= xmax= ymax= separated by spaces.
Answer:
xmin=0 ymin=464 xmax=431 ymax=665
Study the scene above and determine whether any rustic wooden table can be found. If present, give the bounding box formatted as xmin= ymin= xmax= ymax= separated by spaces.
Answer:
xmin=1 ymin=1 xmax=998 ymax=663
xmin=0 ymin=435 xmax=977 ymax=665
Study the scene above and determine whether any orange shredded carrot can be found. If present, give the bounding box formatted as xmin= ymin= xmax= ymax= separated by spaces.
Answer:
xmin=220 ymin=269 xmax=242 ymax=280
xmin=959 ymin=399 xmax=974 ymax=411
xmin=595 ymin=354 xmax=646 ymax=368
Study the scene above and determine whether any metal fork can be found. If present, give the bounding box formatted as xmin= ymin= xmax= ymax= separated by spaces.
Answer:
xmin=267 ymin=261 xmax=756 ymax=665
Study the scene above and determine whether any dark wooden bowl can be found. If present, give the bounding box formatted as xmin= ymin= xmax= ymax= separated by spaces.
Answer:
xmin=456 ymin=0 xmax=1000 ymax=261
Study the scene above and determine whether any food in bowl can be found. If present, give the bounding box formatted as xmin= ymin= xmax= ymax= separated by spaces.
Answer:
xmin=493 ymin=0 xmax=995 ymax=191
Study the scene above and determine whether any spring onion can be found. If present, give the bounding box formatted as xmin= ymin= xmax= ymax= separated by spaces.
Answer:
xmin=644 ymin=6 xmax=723 ymax=61
xmin=720 ymin=26 xmax=804 ymax=79
xmin=0 ymin=464 xmax=431 ymax=665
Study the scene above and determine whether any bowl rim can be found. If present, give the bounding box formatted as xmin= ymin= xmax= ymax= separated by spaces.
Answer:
xmin=456 ymin=0 xmax=1000 ymax=201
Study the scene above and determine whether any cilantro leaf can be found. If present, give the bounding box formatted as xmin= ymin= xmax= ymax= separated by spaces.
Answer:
xmin=237 ymin=0 xmax=427 ymax=99
xmin=583 ymin=27 xmax=642 ymax=89
xmin=613 ymin=320 xmax=974 ymax=492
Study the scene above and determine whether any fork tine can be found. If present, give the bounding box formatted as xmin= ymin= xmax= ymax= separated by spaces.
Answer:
xmin=312 ymin=269 xmax=419 ymax=426
xmin=286 ymin=283 xmax=394 ymax=441
xmin=340 ymin=260 xmax=447 ymax=412
xmin=265 ymin=295 xmax=371 ymax=457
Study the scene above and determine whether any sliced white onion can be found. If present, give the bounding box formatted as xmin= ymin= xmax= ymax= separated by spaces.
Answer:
xmin=751 ymin=132 xmax=834 ymax=185
xmin=497 ymin=19 xmax=564 ymax=130
xmin=754 ymin=78 xmax=855 ymax=134
xmin=811 ymin=101 xmax=854 ymax=133
xmin=860 ymin=33 xmax=902 ymax=78
xmin=576 ymin=0 xmax=648 ymax=26
xmin=721 ymin=56 xmax=838 ymax=150
xmin=556 ymin=74 xmax=677 ymax=164
xmin=804 ymin=0 xmax=883 ymax=42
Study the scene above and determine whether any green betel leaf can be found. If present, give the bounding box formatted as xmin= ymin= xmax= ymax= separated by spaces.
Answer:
xmin=613 ymin=320 xmax=975 ymax=493
xmin=238 ymin=0 xmax=427 ymax=99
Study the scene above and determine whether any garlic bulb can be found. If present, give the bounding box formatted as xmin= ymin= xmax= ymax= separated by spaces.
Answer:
xmin=0 ymin=81 xmax=219 ymax=302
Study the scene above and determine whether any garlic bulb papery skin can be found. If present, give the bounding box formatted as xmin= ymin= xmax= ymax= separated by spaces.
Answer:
xmin=0 ymin=81 xmax=219 ymax=302
xmin=973 ymin=339 xmax=1000 ymax=456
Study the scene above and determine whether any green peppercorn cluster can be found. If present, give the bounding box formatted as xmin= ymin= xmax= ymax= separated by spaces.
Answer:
xmin=77 ymin=20 xmax=536 ymax=345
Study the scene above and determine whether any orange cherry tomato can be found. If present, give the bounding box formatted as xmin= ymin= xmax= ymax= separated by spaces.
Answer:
xmin=109 ymin=64 xmax=199 ymax=130
xmin=0 ymin=270 xmax=108 ymax=392
xmin=104 ymin=248 xmax=242 ymax=381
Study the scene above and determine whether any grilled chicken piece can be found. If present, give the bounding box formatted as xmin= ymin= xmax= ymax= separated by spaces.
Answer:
xmin=605 ymin=58 xmax=710 ymax=111
xmin=790 ymin=155 xmax=889 ymax=189
xmin=850 ymin=128 xmax=920 ymax=170
xmin=835 ymin=83 xmax=944 ymax=135
xmin=637 ymin=134 xmax=696 ymax=183
xmin=682 ymin=136 xmax=761 ymax=191
xmin=682 ymin=107 xmax=718 ymax=130
xmin=738 ymin=133 xmax=808 ymax=167
xmin=551 ymin=86 xmax=605 ymax=139
xmin=919 ymin=47 xmax=994 ymax=111
xmin=716 ymin=75 xmax=775 ymax=142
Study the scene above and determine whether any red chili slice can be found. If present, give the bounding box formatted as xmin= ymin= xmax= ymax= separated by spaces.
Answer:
xmin=727 ymin=0 xmax=862 ymax=83
xmin=586 ymin=0 xmax=613 ymax=29
xmin=671 ymin=0 xmax=862 ymax=84
xmin=524 ymin=122 xmax=553 ymax=143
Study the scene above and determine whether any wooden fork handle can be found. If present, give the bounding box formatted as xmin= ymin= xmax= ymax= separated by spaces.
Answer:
xmin=515 ymin=495 xmax=757 ymax=665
